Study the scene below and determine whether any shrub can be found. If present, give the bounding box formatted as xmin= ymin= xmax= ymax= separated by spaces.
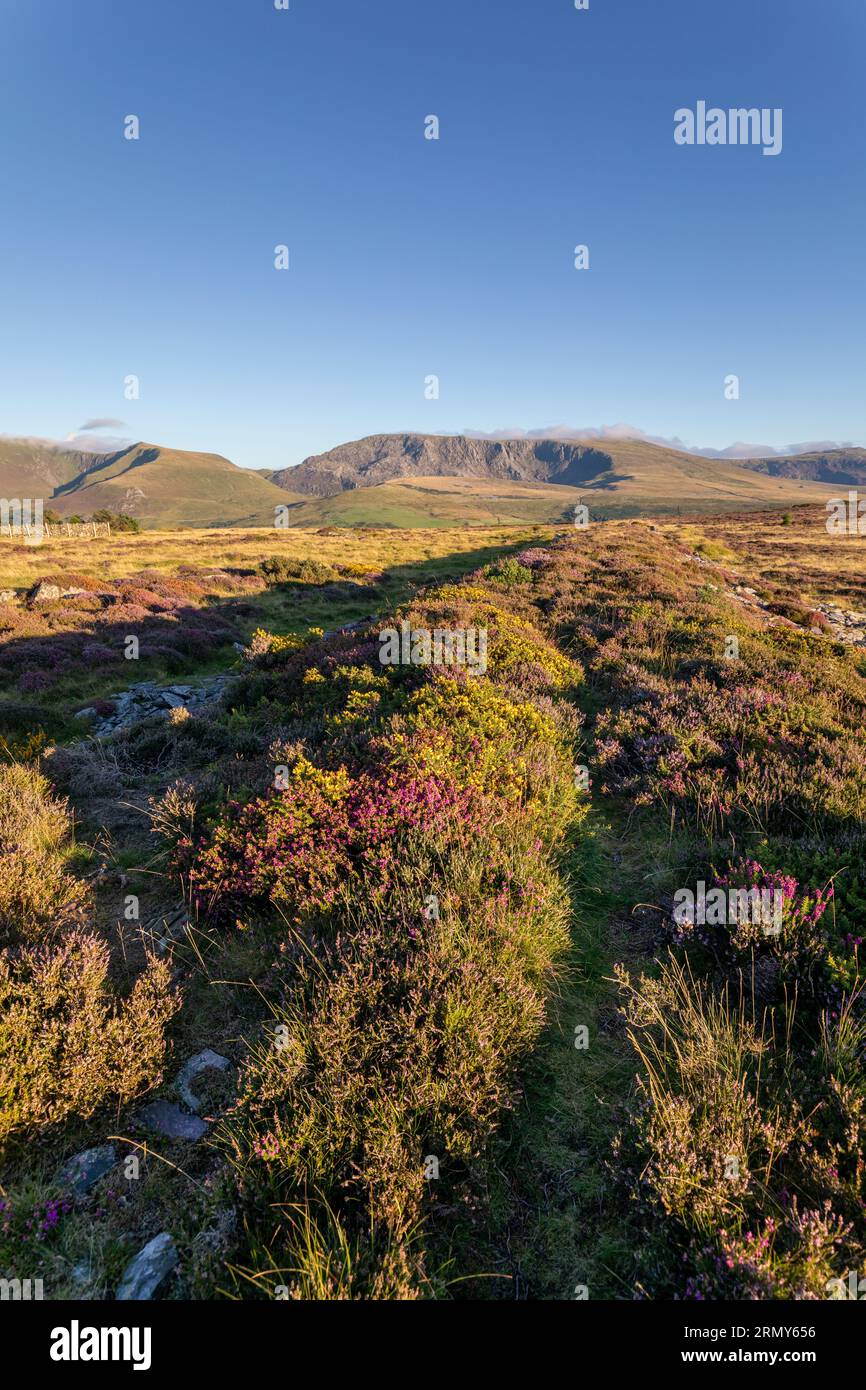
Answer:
xmin=259 ymin=557 xmax=337 ymax=586
xmin=487 ymin=556 xmax=533 ymax=585
xmin=183 ymin=568 xmax=583 ymax=1296
xmin=0 ymin=764 xmax=90 ymax=945
xmin=0 ymin=930 xmax=178 ymax=1154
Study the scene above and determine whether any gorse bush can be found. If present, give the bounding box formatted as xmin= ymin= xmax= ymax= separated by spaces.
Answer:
xmin=259 ymin=556 xmax=337 ymax=585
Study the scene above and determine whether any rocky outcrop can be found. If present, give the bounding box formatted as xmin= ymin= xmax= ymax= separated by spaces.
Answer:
xmin=272 ymin=433 xmax=616 ymax=497
xmin=28 ymin=581 xmax=88 ymax=603
xmin=690 ymin=551 xmax=866 ymax=646
xmin=76 ymin=673 xmax=233 ymax=734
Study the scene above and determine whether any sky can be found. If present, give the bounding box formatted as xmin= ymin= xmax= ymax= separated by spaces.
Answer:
xmin=0 ymin=0 xmax=864 ymax=471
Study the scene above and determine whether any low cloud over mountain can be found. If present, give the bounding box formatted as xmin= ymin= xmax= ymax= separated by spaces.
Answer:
xmin=461 ymin=424 xmax=861 ymax=460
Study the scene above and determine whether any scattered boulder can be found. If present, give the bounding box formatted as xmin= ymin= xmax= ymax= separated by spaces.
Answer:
xmin=116 ymin=1233 xmax=178 ymax=1301
xmin=322 ymin=614 xmax=378 ymax=640
xmin=177 ymin=1050 xmax=232 ymax=1113
xmin=86 ymin=672 xmax=234 ymax=735
xmin=28 ymin=581 xmax=88 ymax=603
xmin=58 ymin=1144 xmax=118 ymax=1195
xmin=29 ymin=581 xmax=62 ymax=602
xmin=137 ymin=1100 xmax=208 ymax=1141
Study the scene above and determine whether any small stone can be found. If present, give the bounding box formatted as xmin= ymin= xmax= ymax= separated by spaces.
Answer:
xmin=70 ymin=1261 xmax=92 ymax=1288
xmin=58 ymin=1144 xmax=118 ymax=1195
xmin=137 ymin=1101 xmax=208 ymax=1141
xmin=116 ymin=1233 xmax=178 ymax=1301
xmin=161 ymin=691 xmax=187 ymax=708
xmin=177 ymin=1050 xmax=232 ymax=1113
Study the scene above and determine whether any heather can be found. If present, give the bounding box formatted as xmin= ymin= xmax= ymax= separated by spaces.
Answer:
xmin=0 ymin=763 xmax=89 ymax=944
xmin=174 ymin=575 xmax=585 ymax=1296
xmin=1 ymin=514 xmax=865 ymax=1301
xmin=0 ymin=929 xmax=177 ymax=1154
xmin=0 ymin=764 xmax=178 ymax=1163
xmin=516 ymin=523 xmax=866 ymax=1298
xmin=0 ymin=567 xmax=246 ymax=697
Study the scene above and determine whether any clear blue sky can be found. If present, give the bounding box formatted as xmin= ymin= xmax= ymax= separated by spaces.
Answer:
xmin=0 ymin=0 xmax=863 ymax=470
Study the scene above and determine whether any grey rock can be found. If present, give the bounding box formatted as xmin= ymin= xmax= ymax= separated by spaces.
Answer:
xmin=177 ymin=1049 xmax=232 ymax=1113
xmin=137 ymin=1101 xmax=208 ymax=1141
xmin=59 ymin=1144 xmax=118 ymax=1195
xmin=88 ymin=671 xmax=234 ymax=736
xmin=116 ymin=1233 xmax=178 ymax=1301
xmin=28 ymin=580 xmax=61 ymax=602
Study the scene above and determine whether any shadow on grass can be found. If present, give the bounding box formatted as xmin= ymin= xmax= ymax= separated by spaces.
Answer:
xmin=0 ymin=537 xmax=539 ymax=744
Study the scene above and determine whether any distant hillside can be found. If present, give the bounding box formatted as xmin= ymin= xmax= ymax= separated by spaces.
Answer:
xmin=273 ymin=433 xmax=842 ymax=518
xmin=0 ymin=438 xmax=301 ymax=529
xmin=284 ymin=476 xmax=589 ymax=528
xmin=51 ymin=443 xmax=301 ymax=528
xmin=273 ymin=434 xmax=618 ymax=496
xmin=738 ymin=449 xmax=866 ymax=488
xmin=0 ymin=438 xmax=93 ymax=496
xmin=0 ymin=432 xmax=852 ymax=531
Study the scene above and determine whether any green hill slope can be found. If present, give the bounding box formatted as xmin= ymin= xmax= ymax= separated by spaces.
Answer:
xmin=0 ymin=438 xmax=92 ymax=497
xmin=20 ymin=441 xmax=302 ymax=528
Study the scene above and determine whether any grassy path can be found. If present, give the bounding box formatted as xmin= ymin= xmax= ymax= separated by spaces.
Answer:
xmin=446 ymin=808 xmax=663 ymax=1300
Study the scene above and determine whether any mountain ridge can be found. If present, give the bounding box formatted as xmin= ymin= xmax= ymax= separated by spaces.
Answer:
xmin=271 ymin=432 xmax=866 ymax=499
xmin=0 ymin=432 xmax=860 ymax=529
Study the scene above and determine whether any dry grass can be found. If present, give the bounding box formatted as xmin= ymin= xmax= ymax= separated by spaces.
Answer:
xmin=661 ymin=504 xmax=866 ymax=610
xmin=0 ymin=524 xmax=553 ymax=591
